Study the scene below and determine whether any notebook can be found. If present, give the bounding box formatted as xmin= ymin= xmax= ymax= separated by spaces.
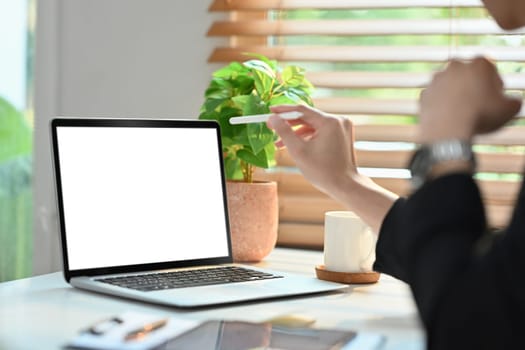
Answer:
xmin=51 ymin=117 xmax=346 ymax=308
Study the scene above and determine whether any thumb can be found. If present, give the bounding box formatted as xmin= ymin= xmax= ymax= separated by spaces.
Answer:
xmin=267 ymin=115 xmax=304 ymax=152
xmin=502 ymin=95 xmax=523 ymax=118
xmin=481 ymin=95 xmax=522 ymax=133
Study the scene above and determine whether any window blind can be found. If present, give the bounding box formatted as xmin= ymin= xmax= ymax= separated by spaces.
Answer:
xmin=207 ymin=0 xmax=525 ymax=248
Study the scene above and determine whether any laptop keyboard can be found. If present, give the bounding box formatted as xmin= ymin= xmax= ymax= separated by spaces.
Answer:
xmin=96 ymin=266 xmax=283 ymax=292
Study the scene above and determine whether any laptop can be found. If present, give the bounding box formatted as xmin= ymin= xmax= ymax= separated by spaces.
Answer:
xmin=51 ymin=117 xmax=346 ymax=308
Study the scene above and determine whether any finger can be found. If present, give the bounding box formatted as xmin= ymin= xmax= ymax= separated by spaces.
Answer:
xmin=275 ymin=139 xmax=285 ymax=148
xmin=274 ymin=126 xmax=314 ymax=148
xmin=293 ymin=125 xmax=316 ymax=139
xmin=268 ymin=115 xmax=305 ymax=153
xmin=472 ymin=56 xmax=504 ymax=90
xmin=271 ymin=104 xmax=327 ymax=129
xmin=443 ymin=58 xmax=463 ymax=72
xmin=481 ymin=95 xmax=522 ymax=132
xmin=419 ymin=87 xmax=427 ymax=103
xmin=286 ymin=119 xmax=309 ymax=127
xmin=498 ymin=95 xmax=522 ymax=119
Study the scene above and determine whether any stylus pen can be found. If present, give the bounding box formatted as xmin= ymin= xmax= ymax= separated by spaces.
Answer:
xmin=124 ymin=318 xmax=169 ymax=341
xmin=229 ymin=111 xmax=303 ymax=125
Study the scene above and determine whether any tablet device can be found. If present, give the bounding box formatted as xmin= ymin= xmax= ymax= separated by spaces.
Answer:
xmin=163 ymin=320 xmax=385 ymax=350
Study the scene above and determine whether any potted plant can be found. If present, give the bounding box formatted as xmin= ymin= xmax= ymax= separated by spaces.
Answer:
xmin=199 ymin=54 xmax=314 ymax=262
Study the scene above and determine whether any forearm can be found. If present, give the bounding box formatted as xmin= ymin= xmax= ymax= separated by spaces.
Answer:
xmin=327 ymin=172 xmax=398 ymax=234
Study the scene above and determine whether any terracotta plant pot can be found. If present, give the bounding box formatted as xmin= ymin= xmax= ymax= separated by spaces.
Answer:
xmin=226 ymin=181 xmax=278 ymax=262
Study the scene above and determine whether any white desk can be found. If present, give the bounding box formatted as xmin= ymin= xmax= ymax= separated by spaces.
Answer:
xmin=0 ymin=248 xmax=424 ymax=350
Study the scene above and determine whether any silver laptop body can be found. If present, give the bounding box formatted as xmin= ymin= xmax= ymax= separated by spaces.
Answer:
xmin=51 ymin=118 xmax=345 ymax=308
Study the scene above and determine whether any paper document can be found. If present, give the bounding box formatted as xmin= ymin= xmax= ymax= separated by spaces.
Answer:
xmin=66 ymin=311 xmax=200 ymax=350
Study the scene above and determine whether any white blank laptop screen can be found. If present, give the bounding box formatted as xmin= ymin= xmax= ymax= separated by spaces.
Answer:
xmin=55 ymin=126 xmax=230 ymax=270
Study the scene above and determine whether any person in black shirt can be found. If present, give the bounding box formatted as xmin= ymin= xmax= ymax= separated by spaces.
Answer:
xmin=267 ymin=1 xmax=525 ymax=348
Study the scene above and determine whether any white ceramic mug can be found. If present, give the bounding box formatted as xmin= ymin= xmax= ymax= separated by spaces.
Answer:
xmin=323 ymin=211 xmax=377 ymax=273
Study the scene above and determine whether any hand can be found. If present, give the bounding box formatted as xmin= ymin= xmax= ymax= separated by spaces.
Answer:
xmin=267 ymin=104 xmax=398 ymax=234
xmin=267 ymin=104 xmax=358 ymax=196
xmin=419 ymin=57 xmax=522 ymax=143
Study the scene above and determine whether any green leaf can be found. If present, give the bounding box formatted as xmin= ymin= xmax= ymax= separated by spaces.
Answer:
xmin=204 ymin=79 xmax=232 ymax=100
xmin=198 ymin=54 xmax=313 ymax=176
xmin=236 ymin=148 xmax=268 ymax=169
xmin=221 ymin=136 xmax=235 ymax=149
xmin=252 ymin=70 xmax=275 ymax=101
xmin=263 ymin=141 xmax=276 ymax=168
xmin=213 ymin=61 xmax=248 ymax=79
xmin=243 ymin=59 xmax=276 ymax=79
xmin=269 ymin=94 xmax=297 ymax=106
xmin=247 ymin=123 xmax=274 ymax=155
xmin=284 ymin=89 xmax=314 ymax=106
xmin=217 ymin=106 xmax=243 ymax=138
xmin=231 ymin=94 xmax=267 ymax=116
xmin=237 ymin=143 xmax=275 ymax=169
xmin=202 ymin=98 xmax=227 ymax=113
xmin=243 ymin=59 xmax=277 ymax=100
xmin=282 ymin=65 xmax=307 ymax=87
xmin=198 ymin=110 xmax=217 ymax=120
xmin=231 ymin=75 xmax=255 ymax=95
xmin=231 ymin=133 xmax=250 ymax=147
xmin=224 ymin=154 xmax=243 ymax=180
xmin=243 ymin=53 xmax=278 ymax=71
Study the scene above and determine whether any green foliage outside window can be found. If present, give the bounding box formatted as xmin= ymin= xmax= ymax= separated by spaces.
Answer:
xmin=0 ymin=96 xmax=33 ymax=282
xmin=274 ymin=8 xmax=524 ymax=104
xmin=271 ymin=7 xmax=524 ymax=179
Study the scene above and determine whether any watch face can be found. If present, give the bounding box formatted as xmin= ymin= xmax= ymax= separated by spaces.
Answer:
xmin=408 ymin=140 xmax=475 ymax=191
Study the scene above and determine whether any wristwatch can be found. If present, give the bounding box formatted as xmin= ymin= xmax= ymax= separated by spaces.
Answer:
xmin=409 ymin=139 xmax=476 ymax=190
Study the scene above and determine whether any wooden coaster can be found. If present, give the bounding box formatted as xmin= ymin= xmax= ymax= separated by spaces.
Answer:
xmin=315 ymin=265 xmax=380 ymax=284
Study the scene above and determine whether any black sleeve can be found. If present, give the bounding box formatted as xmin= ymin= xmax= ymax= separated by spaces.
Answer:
xmin=373 ymin=197 xmax=410 ymax=282
xmin=373 ymin=174 xmax=525 ymax=349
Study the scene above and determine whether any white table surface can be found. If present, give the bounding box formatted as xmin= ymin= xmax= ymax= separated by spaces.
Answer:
xmin=0 ymin=248 xmax=424 ymax=350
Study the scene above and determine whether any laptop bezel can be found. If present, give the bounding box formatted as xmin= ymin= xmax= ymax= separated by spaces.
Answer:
xmin=51 ymin=118 xmax=234 ymax=282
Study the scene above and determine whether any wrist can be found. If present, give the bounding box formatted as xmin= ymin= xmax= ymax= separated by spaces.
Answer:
xmin=427 ymin=160 xmax=475 ymax=179
xmin=418 ymin=111 xmax=476 ymax=143
xmin=333 ymin=171 xmax=398 ymax=210
xmin=409 ymin=139 xmax=476 ymax=191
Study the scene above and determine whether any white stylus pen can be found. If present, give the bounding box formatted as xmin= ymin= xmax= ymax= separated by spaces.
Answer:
xmin=229 ymin=111 xmax=303 ymax=125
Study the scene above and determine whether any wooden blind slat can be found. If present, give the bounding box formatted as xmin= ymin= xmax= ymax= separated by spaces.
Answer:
xmin=277 ymin=223 xmax=324 ymax=248
xmin=259 ymin=168 xmax=521 ymax=203
xmin=258 ymin=167 xmax=517 ymax=235
xmin=307 ymin=72 xmax=525 ymax=90
xmin=277 ymin=200 xmax=512 ymax=249
xmin=314 ymin=97 xmax=525 ymax=117
xmin=257 ymin=169 xmax=410 ymax=196
xmin=209 ymin=46 xmax=525 ymax=63
xmin=210 ymin=1 xmax=524 ymax=242
xmin=209 ymin=19 xmax=520 ymax=37
xmin=358 ymin=150 xmax=525 ymax=174
xmin=257 ymin=170 xmax=411 ymax=196
xmin=279 ymin=195 xmax=346 ymax=223
xmin=278 ymin=193 xmax=515 ymax=227
xmin=314 ymin=97 xmax=418 ymax=115
xmin=210 ymin=0 xmax=482 ymax=11
xmin=276 ymin=148 xmax=525 ymax=173
xmin=354 ymin=124 xmax=525 ymax=145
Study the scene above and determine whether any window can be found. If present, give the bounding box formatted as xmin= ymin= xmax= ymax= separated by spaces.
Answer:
xmin=208 ymin=0 xmax=525 ymax=247
xmin=0 ymin=0 xmax=36 ymax=281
